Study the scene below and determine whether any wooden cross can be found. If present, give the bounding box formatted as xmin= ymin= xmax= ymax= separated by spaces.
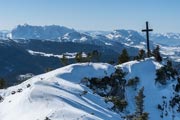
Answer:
xmin=142 ymin=21 xmax=153 ymax=57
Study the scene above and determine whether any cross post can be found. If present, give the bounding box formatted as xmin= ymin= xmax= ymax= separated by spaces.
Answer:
xmin=142 ymin=21 xmax=153 ymax=57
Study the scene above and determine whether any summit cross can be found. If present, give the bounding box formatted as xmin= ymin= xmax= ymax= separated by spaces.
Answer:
xmin=142 ymin=21 xmax=153 ymax=57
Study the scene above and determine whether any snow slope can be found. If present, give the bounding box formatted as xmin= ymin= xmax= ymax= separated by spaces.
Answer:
xmin=0 ymin=63 xmax=121 ymax=120
xmin=0 ymin=59 xmax=179 ymax=120
xmin=118 ymin=59 xmax=180 ymax=120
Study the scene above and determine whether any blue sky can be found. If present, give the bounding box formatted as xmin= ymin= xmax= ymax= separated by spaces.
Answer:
xmin=0 ymin=0 xmax=179 ymax=33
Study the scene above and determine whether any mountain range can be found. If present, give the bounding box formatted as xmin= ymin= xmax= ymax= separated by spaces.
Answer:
xmin=0 ymin=24 xmax=180 ymax=120
xmin=0 ymin=24 xmax=180 ymax=85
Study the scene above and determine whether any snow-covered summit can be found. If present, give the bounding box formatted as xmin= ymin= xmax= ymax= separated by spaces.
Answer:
xmin=11 ymin=24 xmax=75 ymax=40
xmin=107 ymin=29 xmax=147 ymax=49
xmin=0 ymin=59 xmax=180 ymax=120
xmin=118 ymin=59 xmax=180 ymax=120
xmin=0 ymin=63 xmax=120 ymax=120
xmin=151 ymin=33 xmax=180 ymax=46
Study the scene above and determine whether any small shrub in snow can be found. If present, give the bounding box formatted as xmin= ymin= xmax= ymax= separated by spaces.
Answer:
xmin=11 ymin=91 xmax=16 ymax=95
xmin=107 ymin=96 xmax=127 ymax=112
xmin=91 ymin=112 xmax=94 ymax=115
xmin=17 ymin=88 xmax=23 ymax=93
xmin=27 ymin=84 xmax=31 ymax=88
xmin=157 ymin=104 xmax=163 ymax=111
xmin=126 ymin=77 xmax=140 ymax=89
xmin=80 ymin=90 xmax=88 ymax=96
xmin=44 ymin=117 xmax=51 ymax=120
xmin=169 ymin=95 xmax=180 ymax=109
xmin=0 ymin=95 xmax=3 ymax=102
xmin=175 ymin=77 xmax=180 ymax=92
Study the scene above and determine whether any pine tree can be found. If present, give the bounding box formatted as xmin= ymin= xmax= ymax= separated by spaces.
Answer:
xmin=125 ymin=87 xmax=148 ymax=120
xmin=134 ymin=49 xmax=146 ymax=61
xmin=134 ymin=87 xmax=149 ymax=120
xmin=0 ymin=78 xmax=5 ymax=89
xmin=118 ymin=49 xmax=130 ymax=64
xmin=155 ymin=60 xmax=178 ymax=84
xmin=135 ymin=87 xmax=145 ymax=116
xmin=92 ymin=50 xmax=100 ymax=62
xmin=138 ymin=49 xmax=146 ymax=60
xmin=86 ymin=52 xmax=92 ymax=62
xmin=75 ymin=52 xmax=83 ymax=62
xmin=60 ymin=54 xmax=68 ymax=66
xmin=152 ymin=45 xmax=162 ymax=62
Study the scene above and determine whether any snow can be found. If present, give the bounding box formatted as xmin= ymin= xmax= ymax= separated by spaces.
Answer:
xmin=27 ymin=50 xmax=87 ymax=59
xmin=80 ymin=36 xmax=88 ymax=42
xmin=105 ymin=42 xmax=112 ymax=46
xmin=159 ymin=45 xmax=180 ymax=62
xmin=118 ymin=58 xmax=179 ymax=120
xmin=0 ymin=59 xmax=179 ymax=120
xmin=0 ymin=63 xmax=120 ymax=120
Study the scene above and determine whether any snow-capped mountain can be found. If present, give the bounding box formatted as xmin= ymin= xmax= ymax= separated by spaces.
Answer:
xmin=0 ymin=59 xmax=179 ymax=120
xmin=0 ymin=30 xmax=11 ymax=39
xmin=60 ymin=31 xmax=92 ymax=42
xmin=1 ymin=24 xmax=180 ymax=85
xmin=11 ymin=24 xmax=75 ymax=40
xmin=151 ymin=33 xmax=180 ymax=46
xmin=107 ymin=29 xmax=147 ymax=49
xmin=4 ymin=24 xmax=180 ymax=49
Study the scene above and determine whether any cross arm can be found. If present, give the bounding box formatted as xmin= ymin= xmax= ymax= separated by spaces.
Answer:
xmin=142 ymin=29 xmax=153 ymax=32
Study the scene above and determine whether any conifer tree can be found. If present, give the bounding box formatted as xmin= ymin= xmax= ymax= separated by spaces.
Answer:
xmin=118 ymin=49 xmax=130 ymax=64
xmin=60 ymin=54 xmax=68 ymax=66
xmin=125 ymin=87 xmax=148 ymax=120
xmin=92 ymin=50 xmax=100 ymax=62
xmin=155 ymin=60 xmax=178 ymax=84
xmin=134 ymin=87 xmax=149 ymax=120
xmin=135 ymin=87 xmax=145 ymax=116
xmin=75 ymin=52 xmax=83 ymax=62
xmin=152 ymin=45 xmax=162 ymax=62
xmin=134 ymin=49 xmax=146 ymax=61
xmin=0 ymin=78 xmax=5 ymax=89
xmin=138 ymin=49 xmax=146 ymax=60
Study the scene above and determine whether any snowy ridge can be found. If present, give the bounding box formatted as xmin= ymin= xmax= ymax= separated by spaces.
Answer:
xmin=1 ymin=59 xmax=180 ymax=120
xmin=0 ymin=63 xmax=121 ymax=120
xmin=0 ymin=59 xmax=180 ymax=119
xmin=118 ymin=59 xmax=179 ymax=120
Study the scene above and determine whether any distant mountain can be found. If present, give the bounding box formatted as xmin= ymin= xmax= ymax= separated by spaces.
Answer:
xmin=107 ymin=29 xmax=148 ymax=49
xmin=0 ymin=39 xmax=62 ymax=85
xmin=151 ymin=33 xmax=180 ymax=46
xmin=11 ymin=24 xmax=75 ymax=40
xmin=4 ymin=24 xmax=180 ymax=48
xmin=1 ymin=25 xmax=180 ymax=85
xmin=0 ymin=30 xmax=10 ymax=39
